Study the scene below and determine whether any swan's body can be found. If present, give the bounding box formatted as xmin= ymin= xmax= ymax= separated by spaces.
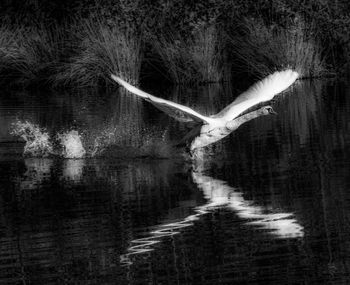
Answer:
xmin=111 ymin=70 xmax=298 ymax=151
xmin=189 ymin=105 xmax=277 ymax=150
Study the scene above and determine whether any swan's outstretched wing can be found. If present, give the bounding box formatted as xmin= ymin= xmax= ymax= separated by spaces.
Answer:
xmin=111 ymin=75 xmax=211 ymax=124
xmin=214 ymin=70 xmax=299 ymax=121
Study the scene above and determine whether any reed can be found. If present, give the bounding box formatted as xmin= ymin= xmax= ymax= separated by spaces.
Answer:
xmin=230 ymin=18 xmax=329 ymax=79
xmin=56 ymin=17 xmax=142 ymax=88
xmin=0 ymin=24 xmax=19 ymax=78
xmin=0 ymin=22 xmax=66 ymax=86
xmin=190 ymin=26 xmax=230 ymax=83
xmin=154 ymin=25 xmax=228 ymax=84
xmin=153 ymin=31 xmax=194 ymax=83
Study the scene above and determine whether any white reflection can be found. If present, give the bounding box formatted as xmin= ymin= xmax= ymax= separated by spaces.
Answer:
xmin=21 ymin=158 xmax=53 ymax=189
xmin=121 ymin=168 xmax=303 ymax=265
xmin=21 ymin=158 xmax=85 ymax=189
xmin=62 ymin=159 xmax=85 ymax=182
xmin=192 ymin=171 xmax=304 ymax=238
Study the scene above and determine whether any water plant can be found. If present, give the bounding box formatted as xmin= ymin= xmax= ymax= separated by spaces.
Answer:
xmin=190 ymin=26 xmax=230 ymax=83
xmin=0 ymin=22 xmax=66 ymax=86
xmin=154 ymin=25 xmax=228 ymax=84
xmin=0 ymin=0 xmax=346 ymax=89
xmin=230 ymin=18 xmax=329 ymax=79
xmin=56 ymin=17 xmax=143 ymax=88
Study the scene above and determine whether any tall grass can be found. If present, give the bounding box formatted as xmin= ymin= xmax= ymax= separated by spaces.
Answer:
xmin=0 ymin=10 xmax=335 ymax=89
xmin=56 ymin=17 xmax=142 ymax=88
xmin=0 ymin=24 xmax=19 ymax=79
xmin=230 ymin=18 xmax=329 ymax=79
xmin=191 ymin=26 xmax=230 ymax=83
xmin=154 ymin=25 xmax=229 ymax=84
xmin=0 ymin=22 xmax=66 ymax=86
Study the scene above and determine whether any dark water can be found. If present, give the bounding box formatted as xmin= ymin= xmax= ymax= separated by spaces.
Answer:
xmin=1 ymin=79 xmax=350 ymax=284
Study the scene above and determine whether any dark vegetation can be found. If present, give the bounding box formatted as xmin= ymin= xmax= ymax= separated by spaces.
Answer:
xmin=0 ymin=0 xmax=349 ymax=89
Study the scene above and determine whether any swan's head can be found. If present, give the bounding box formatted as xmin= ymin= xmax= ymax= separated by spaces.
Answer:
xmin=259 ymin=105 xmax=277 ymax=116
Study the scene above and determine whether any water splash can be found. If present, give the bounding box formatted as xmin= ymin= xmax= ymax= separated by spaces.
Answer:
xmin=10 ymin=120 xmax=178 ymax=159
xmin=90 ymin=126 xmax=179 ymax=159
xmin=10 ymin=120 xmax=53 ymax=157
xmin=57 ymin=130 xmax=86 ymax=158
xmin=11 ymin=120 xmax=86 ymax=159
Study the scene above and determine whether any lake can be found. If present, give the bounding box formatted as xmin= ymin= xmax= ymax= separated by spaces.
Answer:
xmin=0 ymin=79 xmax=350 ymax=284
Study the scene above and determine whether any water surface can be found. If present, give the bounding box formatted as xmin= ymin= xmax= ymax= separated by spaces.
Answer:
xmin=1 ymin=79 xmax=350 ymax=284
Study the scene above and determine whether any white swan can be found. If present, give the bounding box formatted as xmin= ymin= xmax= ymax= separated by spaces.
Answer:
xmin=111 ymin=70 xmax=298 ymax=151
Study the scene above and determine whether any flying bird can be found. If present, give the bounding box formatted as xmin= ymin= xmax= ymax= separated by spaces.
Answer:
xmin=111 ymin=70 xmax=298 ymax=153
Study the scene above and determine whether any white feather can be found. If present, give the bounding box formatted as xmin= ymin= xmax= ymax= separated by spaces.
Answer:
xmin=111 ymin=70 xmax=298 ymax=123
xmin=111 ymin=75 xmax=212 ymax=124
xmin=111 ymin=70 xmax=298 ymax=150
xmin=213 ymin=70 xmax=299 ymax=120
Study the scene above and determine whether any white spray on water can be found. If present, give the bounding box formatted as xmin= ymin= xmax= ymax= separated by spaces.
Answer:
xmin=57 ymin=130 xmax=86 ymax=158
xmin=10 ymin=120 xmax=53 ymax=157
xmin=10 ymin=120 xmax=180 ymax=159
xmin=11 ymin=120 xmax=86 ymax=158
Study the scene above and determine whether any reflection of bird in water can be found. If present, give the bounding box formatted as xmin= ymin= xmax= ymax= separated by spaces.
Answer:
xmin=120 ymin=167 xmax=303 ymax=265
xmin=192 ymin=171 xmax=304 ymax=238
xmin=111 ymin=70 xmax=298 ymax=155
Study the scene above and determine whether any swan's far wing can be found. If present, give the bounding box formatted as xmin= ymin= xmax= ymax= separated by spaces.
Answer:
xmin=111 ymin=75 xmax=210 ymax=124
xmin=214 ymin=70 xmax=299 ymax=121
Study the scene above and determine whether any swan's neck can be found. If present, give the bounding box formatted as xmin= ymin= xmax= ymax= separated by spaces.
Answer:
xmin=226 ymin=110 xmax=267 ymax=131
